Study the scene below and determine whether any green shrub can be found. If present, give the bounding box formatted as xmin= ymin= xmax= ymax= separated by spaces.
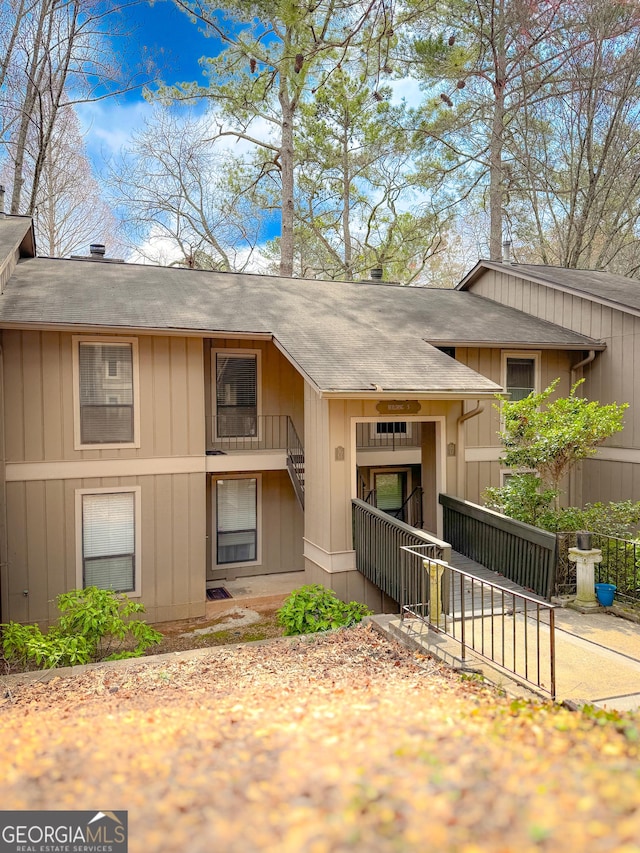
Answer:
xmin=483 ymin=474 xmax=558 ymax=527
xmin=277 ymin=584 xmax=371 ymax=636
xmin=1 ymin=587 xmax=163 ymax=670
xmin=547 ymin=501 xmax=640 ymax=538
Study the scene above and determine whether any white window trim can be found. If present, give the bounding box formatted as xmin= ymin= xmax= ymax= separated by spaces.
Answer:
xmin=72 ymin=336 xmax=141 ymax=450
xmin=501 ymin=350 xmax=541 ymax=401
xmin=500 ymin=468 xmax=539 ymax=487
xmin=212 ymin=348 xmax=262 ymax=443
xmin=75 ymin=486 xmax=142 ymax=597
xmin=212 ymin=473 xmax=262 ymax=569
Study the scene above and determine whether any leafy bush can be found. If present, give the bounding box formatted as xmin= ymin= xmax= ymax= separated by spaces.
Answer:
xmin=277 ymin=584 xmax=371 ymax=636
xmin=1 ymin=587 xmax=162 ymax=670
xmin=548 ymin=501 xmax=640 ymax=538
xmin=483 ymin=474 xmax=558 ymax=527
xmin=483 ymin=474 xmax=640 ymax=539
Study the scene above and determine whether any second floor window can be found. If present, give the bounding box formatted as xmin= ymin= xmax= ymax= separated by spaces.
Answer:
xmin=506 ymin=357 xmax=536 ymax=401
xmin=216 ymin=352 xmax=258 ymax=437
xmin=79 ymin=342 xmax=134 ymax=444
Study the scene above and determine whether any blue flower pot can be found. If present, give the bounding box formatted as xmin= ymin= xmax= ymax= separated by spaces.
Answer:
xmin=595 ymin=583 xmax=616 ymax=607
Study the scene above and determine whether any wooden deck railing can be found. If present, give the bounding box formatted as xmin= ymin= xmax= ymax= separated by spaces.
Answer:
xmin=439 ymin=494 xmax=557 ymax=600
xmin=352 ymin=498 xmax=450 ymax=604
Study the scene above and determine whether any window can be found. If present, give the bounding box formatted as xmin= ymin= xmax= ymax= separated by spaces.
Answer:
xmin=79 ymin=490 xmax=139 ymax=593
xmin=215 ymin=352 xmax=259 ymax=438
xmin=503 ymin=353 xmax=539 ymax=401
xmin=74 ymin=338 xmax=139 ymax=447
xmin=375 ymin=422 xmax=408 ymax=436
xmin=436 ymin=346 xmax=456 ymax=359
xmin=216 ymin=477 xmax=258 ymax=565
xmin=375 ymin=472 xmax=406 ymax=516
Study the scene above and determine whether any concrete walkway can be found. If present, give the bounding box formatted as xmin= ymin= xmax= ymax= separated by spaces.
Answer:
xmin=372 ymin=605 xmax=640 ymax=712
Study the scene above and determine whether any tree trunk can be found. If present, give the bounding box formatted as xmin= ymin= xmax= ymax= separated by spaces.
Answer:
xmin=279 ymin=92 xmax=295 ymax=278
xmin=10 ymin=0 xmax=51 ymax=214
xmin=341 ymin=122 xmax=353 ymax=279
xmin=489 ymin=1 xmax=507 ymax=262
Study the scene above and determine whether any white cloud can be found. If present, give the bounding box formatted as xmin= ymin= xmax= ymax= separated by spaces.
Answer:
xmin=75 ymin=99 xmax=156 ymax=161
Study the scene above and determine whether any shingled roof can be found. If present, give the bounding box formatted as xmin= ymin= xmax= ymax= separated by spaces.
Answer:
xmin=0 ymin=236 xmax=603 ymax=395
xmin=458 ymin=260 xmax=640 ymax=315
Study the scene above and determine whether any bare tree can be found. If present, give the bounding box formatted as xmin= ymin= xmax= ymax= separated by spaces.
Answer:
xmin=511 ymin=10 xmax=640 ymax=275
xmin=1 ymin=0 xmax=144 ymax=216
xmin=109 ymin=106 xmax=263 ymax=271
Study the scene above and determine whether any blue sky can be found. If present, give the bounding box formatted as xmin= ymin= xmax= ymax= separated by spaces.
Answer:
xmin=118 ymin=1 xmax=215 ymax=93
xmin=78 ymin=1 xmax=216 ymax=163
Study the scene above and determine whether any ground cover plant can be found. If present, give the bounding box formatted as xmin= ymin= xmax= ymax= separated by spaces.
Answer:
xmin=1 ymin=587 xmax=162 ymax=669
xmin=1 ymin=625 xmax=639 ymax=852
xmin=276 ymin=584 xmax=372 ymax=635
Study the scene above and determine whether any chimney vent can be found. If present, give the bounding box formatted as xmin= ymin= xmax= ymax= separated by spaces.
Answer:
xmin=370 ymin=267 xmax=383 ymax=281
xmin=90 ymin=243 xmax=106 ymax=258
xmin=502 ymin=240 xmax=513 ymax=264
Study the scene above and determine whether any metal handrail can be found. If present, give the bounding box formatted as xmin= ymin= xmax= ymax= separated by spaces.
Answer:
xmin=286 ymin=417 xmax=305 ymax=508
xmin=400 ymin=545 xmax=557 ymax=700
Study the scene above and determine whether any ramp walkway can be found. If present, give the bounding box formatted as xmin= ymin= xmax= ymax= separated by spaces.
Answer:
xmin=372 ymin=606 xmax=640 ymax=713
xmin=448 ymin=549 xmax=546 ymax=615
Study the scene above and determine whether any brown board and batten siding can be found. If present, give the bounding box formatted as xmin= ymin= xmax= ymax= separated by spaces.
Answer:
xmin=208 ymin=338 xmax=304 ymax=438
xmin=455 ymin=345 xmax=574 ymax=504
xmin=2 ymin=331 xmax=208 ymax=624
xmin=2 ymin=330 xmax=206 ymax=462
xmin=207 ymin=469 xmax=304 ymax=582
xmin=4 ymin=473 xmax=205 ymax=626
xmin=468 ymin=268 xmax=640 ymax=504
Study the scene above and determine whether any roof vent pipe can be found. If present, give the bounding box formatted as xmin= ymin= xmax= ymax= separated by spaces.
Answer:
xmin=90 ymin=243 xmax=106 ymax=258
xmin=370 ymin=267 xmax=383 ymax=281
xmin=502 ymin=239 xmax=513 ymax=264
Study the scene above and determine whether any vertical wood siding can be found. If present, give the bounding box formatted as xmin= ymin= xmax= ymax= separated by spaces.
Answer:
xmin=3 ymin=331 xmax=206 ymax=462
xmin=210 ymin=338 xmax=304 ymax=438
xmin=4 ymin=473 xmax=206 ymax=626
xmin=469 ymin=270 xmax=640 ymax=501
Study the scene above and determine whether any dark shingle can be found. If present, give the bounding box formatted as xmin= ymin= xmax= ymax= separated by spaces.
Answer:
xmin=0 ymin=256 xmax=602 ymax=394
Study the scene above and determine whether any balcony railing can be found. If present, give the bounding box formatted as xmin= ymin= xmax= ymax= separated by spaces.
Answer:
xmin=355 ymin=422 xmax=421 ymax=450
xmin=207 ymin=414 xmax=295 ymax=452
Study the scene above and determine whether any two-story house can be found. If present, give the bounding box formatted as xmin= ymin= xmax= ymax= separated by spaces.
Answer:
xmin=1 ymin=215 xmax=628 ymax=626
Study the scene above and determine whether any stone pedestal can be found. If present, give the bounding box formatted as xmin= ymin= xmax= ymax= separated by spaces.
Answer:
xmin=568 ymin=547 xmax=603 ymax=610
xmin=425 ymin=559 xmax=446 ymax=628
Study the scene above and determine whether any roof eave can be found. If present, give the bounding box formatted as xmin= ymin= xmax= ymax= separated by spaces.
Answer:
xmin=319 ymin=389 xmax=502 ymax=400
xmin=426 ymin=338 xmax=606 ymax=351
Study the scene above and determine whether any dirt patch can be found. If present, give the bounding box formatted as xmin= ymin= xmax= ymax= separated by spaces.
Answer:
xmin=147 ymin=604 xmax=284 ymax=655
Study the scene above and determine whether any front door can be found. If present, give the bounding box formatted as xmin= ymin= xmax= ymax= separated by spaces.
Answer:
xmin=374 ymin=470 xmax=408 ymax=522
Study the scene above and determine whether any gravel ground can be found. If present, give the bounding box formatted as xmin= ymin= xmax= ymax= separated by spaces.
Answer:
xmin=1 ymin=624 xmax=640 ymax=853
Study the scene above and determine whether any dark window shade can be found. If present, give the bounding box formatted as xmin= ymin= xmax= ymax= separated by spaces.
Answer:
xmin=376 ymin=422 xmax=408 ymax=435
xmin=216 ymin=478 xmax=257 ymax=564
xmin=506 ymin=358 xmax=535 ymax=401
xmin=216 ymin=354 xmax=257 ymax=437
xmin=82 ymin=492 xmax=135 ymax=592
xmin=79 ymin=343 xmax=134 ymax=443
